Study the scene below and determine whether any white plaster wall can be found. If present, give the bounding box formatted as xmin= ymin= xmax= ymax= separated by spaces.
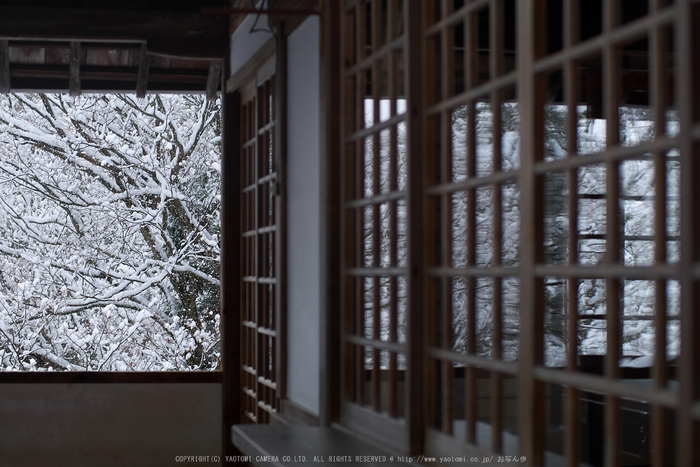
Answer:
xmin=286 ymin=16 xmax=321 ymax=416
xmin=0 ymin=383 xmax=221 ymax=467
xmin=229 ymin=12 xmax=273 ymax=78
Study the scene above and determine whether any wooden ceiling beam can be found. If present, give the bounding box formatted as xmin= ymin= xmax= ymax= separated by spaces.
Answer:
xmin=201 ymin=6 xmax=319 ymax=16
xmin=0 ymin=6 xmax=228 ymax=59
xmin=12 ymin=64 xmax=208 ymax=80
xmin=0 ymin=40 xmax=9 ymax=93
xmin=9 ymin=77 xmax=209 ymax=94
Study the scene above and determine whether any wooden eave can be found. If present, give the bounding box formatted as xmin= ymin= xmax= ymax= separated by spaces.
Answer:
xmin=0 ymin=1 xmax=229 ymax=96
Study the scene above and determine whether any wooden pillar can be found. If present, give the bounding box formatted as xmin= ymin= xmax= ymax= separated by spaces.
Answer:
xmin=676 ymin=0 xmax=700 ymax=465
xmin=319 ymin=0 xmax=342 ymax=427
xmin=221 ymin=89 xmax=242 ymax=458
xmin=406 ymin=0 xmax=426 ymax=456
xmin=517 ymin=0 xmax=547 ymax=464
xmin=0 ymin=40 xmax=9 ymax=93
xmin=273 ymin=20 xmax=288 ymax=407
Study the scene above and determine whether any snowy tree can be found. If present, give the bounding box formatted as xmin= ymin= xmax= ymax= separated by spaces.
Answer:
xmin=449 ymin=101 xmax=521 ymax=360
xmin=362 ymin=100 xmax=409 ymax=369
xmin=0 ymin=93 xmax=221 ymax=371
xmin=542 ymin=104 xmax=681 ymax=364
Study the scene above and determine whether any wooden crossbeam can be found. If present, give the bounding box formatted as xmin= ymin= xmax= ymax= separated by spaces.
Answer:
xmin=205 ymin=60 xmax=221 ymax=101
xmin=0 ymin=40 xmax=9 ymax=93
xmin=201 ymin=7 xmax=319 ymax=16
xmin=69 ymin=41 xmax=81 ymax=96
xmin=136 ymin=43 xmax=149 ymax=98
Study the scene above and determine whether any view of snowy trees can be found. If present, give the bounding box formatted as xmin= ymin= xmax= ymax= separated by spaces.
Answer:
xmin=0 ymin=93 xmax=221 ymax=371
xmin=365 ymin=99 xmax=681 ymax=368
xmin=541 ymin=105 xmax=681 ymax=366
xmin=449 ymin=102 xmax=522 ymax=361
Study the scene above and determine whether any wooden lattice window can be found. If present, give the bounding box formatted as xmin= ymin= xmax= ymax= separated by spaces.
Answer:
xmin=340 ymin=0 xmax=412 ymax=450
xmin=240 ymin=75 xmax=279 ymax=424
xmin=423 ymin=0 xmax=522 ymax=458
xmin=334 ymin=0 xmax=700 ymax=464
xmin=422 ymin=0 xmax=695 ymax=465
xmin=516 ymin=1 xmax=684 ymax=465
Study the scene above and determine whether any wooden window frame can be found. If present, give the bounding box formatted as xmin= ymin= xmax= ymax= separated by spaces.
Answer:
xmin=232 ymin=50 xmax=287 ymax=425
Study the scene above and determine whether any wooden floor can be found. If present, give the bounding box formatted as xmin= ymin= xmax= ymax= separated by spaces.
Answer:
xmin=233 ymin=424 xmax=422 ymax=466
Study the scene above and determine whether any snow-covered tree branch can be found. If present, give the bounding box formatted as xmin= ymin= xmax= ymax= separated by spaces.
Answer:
xmin=0 ymin=93 xmax=221 ymax=371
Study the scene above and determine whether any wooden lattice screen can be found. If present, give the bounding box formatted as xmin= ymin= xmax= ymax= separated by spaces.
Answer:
xmin=339 ymin=0 xmax=417 ymax=452
xmin=336 ymin=0 xmax=700 ymax=465
xmin=240 ymin=76 xmax=279 ymax=424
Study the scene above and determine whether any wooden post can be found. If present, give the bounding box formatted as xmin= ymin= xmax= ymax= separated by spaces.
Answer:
xmin=221 ymin=89 xmax=242 ymax=459
xmin=206 ymin=61 xmax=222 ymax=102
xmin=406 ymin=0 xmax=425 ymax=455
xmin=676 ymin=1 xmax=700 ymax=465
xmin=0 ymin=40 xmax=9 ymax=94
xmin=319 ymin=0 xmax=341 ymax=427
xmin=517 ymin=0 xmax=546 ymax=464
xmin=273 ymin=20 xmax=288 ymax=407
xmin=136 ymin=43 xmax=149 ymax=99
xmin=69 ymin=41 xmax=81 ymax=97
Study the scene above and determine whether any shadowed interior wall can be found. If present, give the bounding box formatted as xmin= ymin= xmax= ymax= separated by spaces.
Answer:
xmin=286 ymin=16 xmax=321 ymax=416
xmin=0 ymin=383 xmax=221 ymax=467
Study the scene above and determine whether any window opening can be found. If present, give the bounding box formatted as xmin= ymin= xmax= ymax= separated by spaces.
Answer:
xmin=0 ymin=93 xmax=221 ymax=372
